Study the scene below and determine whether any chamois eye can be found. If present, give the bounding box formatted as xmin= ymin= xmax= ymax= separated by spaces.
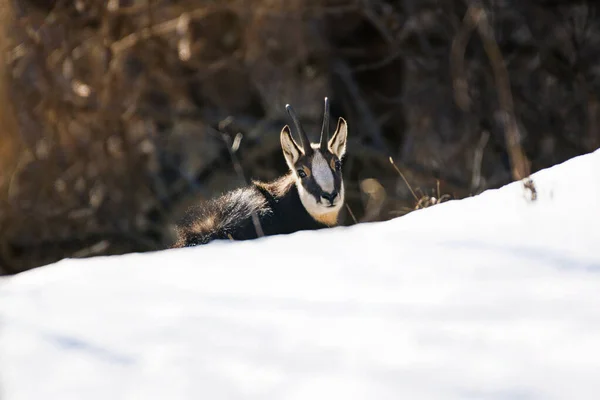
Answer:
xmin=335 ymin=160 xmax=342 ymax=171
xmin=297 ymin=169 xmax=307 ymax=178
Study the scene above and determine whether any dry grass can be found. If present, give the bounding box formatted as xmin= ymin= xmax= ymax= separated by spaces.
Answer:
xmin=389 ymin=156 xmax=452 ymax=215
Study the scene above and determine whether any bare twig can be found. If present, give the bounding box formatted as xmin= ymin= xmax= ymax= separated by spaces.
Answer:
xmin=360 ymin=0 xmax=396 ymax=45
xmin=218 ymin=126 xmax=265 ymax=238
xmin=353 ymin=48 xmax=405 ymax=73
xmin=71 ymin=240 xmax=110 ymax=258
xmin=471 ymin=130 xmax=490 ymax=192
xmin=333 ymin=60 xmax=387 ymax=150
xmin=109 ymin=6 xmax=219 ymax=55
xmin=453 ymin=1 xmax=535 ymax=198
xmin=450 ymin=3 xmax=480 ymax=111
xmin=389 ymin=156 xmax=419 ymax=202
xmin=472 ymin=5 xmax=530 ymax=179
xmin=345 ymin=203 xmax=358 ymax=225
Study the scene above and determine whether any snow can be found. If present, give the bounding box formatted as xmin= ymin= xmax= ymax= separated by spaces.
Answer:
xmin=1 ymin=149 xmax=600 ymax=400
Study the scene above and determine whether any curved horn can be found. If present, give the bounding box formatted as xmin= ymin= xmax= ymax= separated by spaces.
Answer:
xmin=320 ymin=97 xmax=330 ymax=151
xmin=285 ymin=103 xmax=311 ymax=152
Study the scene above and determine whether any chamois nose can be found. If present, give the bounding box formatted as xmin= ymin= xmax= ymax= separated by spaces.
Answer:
xmin=321 ymin=191 xmax=338 ymax=205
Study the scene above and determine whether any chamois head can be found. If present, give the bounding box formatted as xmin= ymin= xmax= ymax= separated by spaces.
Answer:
xmin=280 ymin=97 xmax=348 ymax=225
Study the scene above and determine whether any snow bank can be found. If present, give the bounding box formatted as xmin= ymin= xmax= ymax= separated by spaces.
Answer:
xmin=1 ymin=149 xmax=599 ymax=400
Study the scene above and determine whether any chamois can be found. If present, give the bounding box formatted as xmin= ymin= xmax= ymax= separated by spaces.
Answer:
xmin=172 ymin=97 xmax=348 ymax=247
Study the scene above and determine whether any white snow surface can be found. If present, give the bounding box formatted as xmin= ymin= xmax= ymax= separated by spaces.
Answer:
xmin=1 ymin=149 xmax=600 ymax=400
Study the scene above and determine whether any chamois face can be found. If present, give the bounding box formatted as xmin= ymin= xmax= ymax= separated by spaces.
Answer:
xmin=280 ymin=99 xmax=348 ymax=225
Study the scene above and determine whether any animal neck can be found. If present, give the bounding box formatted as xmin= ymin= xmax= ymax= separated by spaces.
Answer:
xmin=254 ymin=172 xmax=340 ymax=228
xmin=310 ymin=210 xmax=339 ymax=226
xmin=253 ymin=172 xmax=296 ymax=197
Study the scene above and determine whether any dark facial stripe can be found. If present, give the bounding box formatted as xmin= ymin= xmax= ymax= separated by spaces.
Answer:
xmin=299 ymin=150 xmax=342 ymax=201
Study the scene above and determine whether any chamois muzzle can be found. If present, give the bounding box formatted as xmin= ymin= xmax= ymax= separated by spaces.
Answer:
xmin=321 ymin=190 xmax=338 ymax=206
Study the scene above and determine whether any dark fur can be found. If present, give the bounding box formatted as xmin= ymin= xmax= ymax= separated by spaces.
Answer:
xmin=172 ymin=173 xmax=329 ymax=247
xmin=173 ymin=98 xmax=346 ymax=248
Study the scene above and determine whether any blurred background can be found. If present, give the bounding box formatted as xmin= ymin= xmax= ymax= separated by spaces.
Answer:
xmin=0 ymin=0 xmax=598 ymax=274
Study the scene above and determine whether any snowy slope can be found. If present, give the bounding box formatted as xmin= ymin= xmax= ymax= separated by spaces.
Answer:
xmin=1 ymin=149 xmax=599 ymax=400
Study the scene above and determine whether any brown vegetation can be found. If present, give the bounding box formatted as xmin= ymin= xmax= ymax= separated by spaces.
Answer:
xmin=0 ymin=0 xmax=598 ymax=274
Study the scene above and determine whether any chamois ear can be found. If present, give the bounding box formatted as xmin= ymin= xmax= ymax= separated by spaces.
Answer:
xmin=280 ymin=125 xmax=303 ymax=170
xmin=328 ymin=117 xmax=348 ymax=159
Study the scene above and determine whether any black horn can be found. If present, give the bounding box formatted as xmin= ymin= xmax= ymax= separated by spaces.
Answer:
xmin=285 ymin=104 xmax=311 ymax=152
xmin=320 ymin=97 xmax=330 ymax=151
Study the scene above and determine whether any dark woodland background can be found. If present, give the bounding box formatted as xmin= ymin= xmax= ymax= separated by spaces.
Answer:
xmin=0 ymin=0 xmax=598 ymax=274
